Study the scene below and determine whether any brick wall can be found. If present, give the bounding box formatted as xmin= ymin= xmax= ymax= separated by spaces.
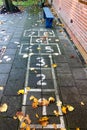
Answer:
xmin=53 ymin=0 xmax=87 ymax=63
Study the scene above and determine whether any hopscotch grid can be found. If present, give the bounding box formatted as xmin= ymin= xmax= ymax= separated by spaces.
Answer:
xmin=21 ymin=29 xmax=65 ymax=129
xmin=23 ymin=29 xmax=55 ymax=37
xmin=30 ymin=55 xmax=64 ymax=127
xmin=19 ymin=44 xmax=61 ymax=55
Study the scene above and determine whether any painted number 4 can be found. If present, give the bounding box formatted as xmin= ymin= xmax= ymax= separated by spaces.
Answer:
xmin=36 ymin=74 xmax=46 ymax=86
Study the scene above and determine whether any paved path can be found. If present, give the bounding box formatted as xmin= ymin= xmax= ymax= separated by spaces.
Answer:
xmin=0 ymin=7 xmax=87 ymax=130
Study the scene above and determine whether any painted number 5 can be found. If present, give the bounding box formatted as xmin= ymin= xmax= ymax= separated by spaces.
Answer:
xmin=36 ymin=74 xmax=46 ymax=86
xmin=45 ymin=46 xmax=54 ymax=52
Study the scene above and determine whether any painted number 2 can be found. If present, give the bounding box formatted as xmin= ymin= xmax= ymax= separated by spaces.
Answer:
xmin=36 ymin=74 xmax=46 ymax=86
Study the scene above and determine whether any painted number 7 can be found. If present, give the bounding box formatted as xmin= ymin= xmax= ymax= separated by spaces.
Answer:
xmin=36 ymin=74 xmax=47 ymax=86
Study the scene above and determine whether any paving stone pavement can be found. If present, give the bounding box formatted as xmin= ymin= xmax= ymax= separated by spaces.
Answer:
xmin=0 ymin=6 xmax=87 ymax=130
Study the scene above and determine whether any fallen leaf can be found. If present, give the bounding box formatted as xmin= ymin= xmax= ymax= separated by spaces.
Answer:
xmin=29 ymin=96 xmax=35 ymax=100
xmin=24 ymin=114 xmax=31 ymax=125
xmin=29 ymin=53 xmax=34 ymax=56
xmin=13 ymin=116 xmax=17 ymax=120
xmin=39 ymin=116 xmax=49 ymax=121
xmin=23 ymin=54 xmax=28 ymax=58
xmin=76 ymin=128 xmax=80 ymax=130
xmin=16 ymin=111 xmax=24 ymax=121
xmin=32 ymin=128 xmax=36 ymax=130
xmin=59 ymin=30 xmax=63 ymax=32
xmin=17 ymin=89 xmax=25 ymax=95
xmin=37 ymin=47 xmax=41 ymax=50
xmin=26 ymin=125 xmax=31 ymax=130
xmin=25 ymin=87 xmax=30 ymax=92
xmin=35 ymin=114 xmax=39 ymax=118
xmin=0 ymin=86 xmax=3 ymax=91
xmin=56 ymin=100 xmax=62 ymax=106
xmin=60 ymin=128 xmax=67 ymax=130
xmin=44 ymin=65 xmax=48 ymax=68
xmin=0 ymin=103 xmax=8 ymax=112
xmin=55 ymin=39 xmax=59 ymax=42
xmin=62 ymin=106 xmax=67 ymax=114
xmin=30 ymin=68 xmax=35 ymax=71
xmin=52 ymin=64 xmax=57 ymax=68
xmin=48 ymin=97 xmax=55 ymax=103
xmin=53 ymin=110 xmax=60 ymax=116
xmin=38 ymin=98 xmax=49 ymax=106
xmin=31 ymin=97 xmax=39 ymax=108
xmin=21 ymin=122 xmax=26 ymax=128
xmin=67 ymin=105 xmax=74 ymax=112
xmin=80 ymin=102 xmax=85 ymax=106
xmin=39 ymin=116 xmax=49 ymax=127
xmin=52 ymin=123 xmax=57 ymax=129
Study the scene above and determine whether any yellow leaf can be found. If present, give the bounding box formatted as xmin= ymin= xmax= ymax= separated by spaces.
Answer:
xmin=13 ymin=116 xmax=17 ymax=120
xmin=60 ymin=128 xmax=66 ymax=130
xmin=52 ymin=64 xmax=57 ymax=68
xmin=26 ymin=125 xmax=30 ymax=130
xmin=32 ymin=102 xmax=38 ymax=108
xmin=37 ymin=47 xmax=41 ymax=50
xmin=48 ymin=97 xmax=55 ymax=103
xmin=80 ymin=102 xmax=85 ymax=106
xmin=29 ymin=96 xmax=35 ymax=100
xmin=33 ymin=97 xmax=38 ymax=103
xmin=35 ymin=114 xmax=39 ymax=118
xmin=39 ymin=116 xmax=49 ymax=122
xmin=40 ymin=120 xmax=49 ymax=127
xmin=67 ymin=105 xmax=74 ymax=112
xmin=39 ymin=116 xmax=49 ymax=127
xmin=16 ymin=111 xmax=24 ymax=121
xmin=0 ymin=103 xmax=8 ymax=112
xmin=38 ymin=98 xmax=49 ymax=106
xmin=26 ymin=87 xmax=30 ymax=92
xmin=21 ymin=122 xmax=26 ymax=128
xmin=56 ymin=100 xmax=62 ymax=106
xmin=52 ymin=123 xmax=57 ymax=129
xmin=76 ymin=128 xmax=80 ymax=130
xmin=24 ymin=115 xmax=31 ymax=125
xmin=62 ymin=106 xmax=67 ymax=114
xmin=53 ymin=110 xmax=60 ymax=116
xmin=17 ymin=89 xmax=25 ymax=95
xmin=32 ymin=128 xmax=36 ymax=130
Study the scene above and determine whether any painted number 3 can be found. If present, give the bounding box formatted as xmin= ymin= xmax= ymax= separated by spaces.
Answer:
xmin=36 ymin=74 xmax=46 ymax=86
xmin=36 ymin=57 xmax=45 ymax=66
